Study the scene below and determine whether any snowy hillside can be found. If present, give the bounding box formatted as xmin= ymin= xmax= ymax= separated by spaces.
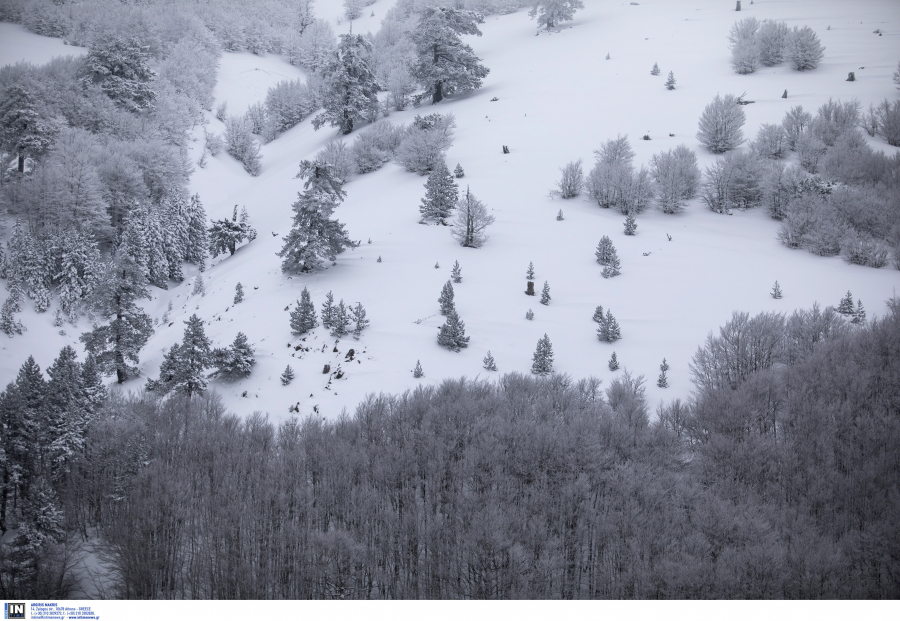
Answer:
xmin=2 ymin=0 xmax=900 ymax=423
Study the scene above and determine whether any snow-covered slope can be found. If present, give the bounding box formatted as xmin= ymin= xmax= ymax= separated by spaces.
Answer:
xmin=3 ymin=0 xmax=900 ymax=423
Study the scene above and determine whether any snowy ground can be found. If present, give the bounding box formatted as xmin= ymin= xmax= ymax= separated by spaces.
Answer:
xmin=2 ymin=0 xmax=899 ymax=423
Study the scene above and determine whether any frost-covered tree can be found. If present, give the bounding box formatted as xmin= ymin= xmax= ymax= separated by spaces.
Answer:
xmin=209 ymin=206 xmax=257 ymax=258
xmin=729 ymin=17 xmax=760 ymax=74
xmin=82 ymin=36 xmax=157 ymax=112
xmin=531 ymin=333 xmax=554 ymax=375
xmin=650 ymin=145 xmax=701 ymax=214
xmin=290 ymin=287 xmax=318 ymax=335
xmin=593 ymin=305 xmax=604 ymax=323
xmin=586 ymin=135 xmax=651 ymax=213
xmin=343 ymin=0 xmax=362 ymax=21
xmin=278 ymin=160 xmax=353 ymax=273
xmin=185 ymin=194 xmax=209 ymax=271
xmin=664 ymin=71 xmax=676 ymax=90
xmin=225 ymin=115 xmax=262 ymax=176
xmin=657 ymin=358 xmax=669 ymax=388
xmin=350 ymin=302 xmax=369 ymax=339
xmin=608 ymin=352 xmax=619 ymax=371
xmin=555 ymin=159 xmax=583 ymax=198
xmin=0 ymin=284 xmax=25 ymax=336
xmin=483 ymin=350 xmax=497 ymax=371
xmin=397 ymin=113 xmax=456 ymax=175
xmin=623 ymin=213 xmax=637 ymax=236
xmin=789 ymin=26 xmax=825 ymax=71
xmin=758 ymin=20 xmax=789 ymax=66
xmin=234 ymin=282 xmax=244 ymax=304
xmin=164 ymin=314 xmax=213 ymax=397
xmin=420 ymin=159 xmax=458 ymax=223
xmin=852 ymin=299 xmax=866 ymax=325
xmin=598 ymin=309 xmax=621 ymax=342
xmin=438 ymin=280 xmax=456 ymax=316
xmin=526 ymin=261 xmax=535 ymax=280
xmin=700 ymin=151 xmax=765 ymax=213
xmin=771 ymin=281 xmax=783 ymax=299
xmin=526 ymin=309 xmax=534 ymax=320
xmin=651 ymin=62 xmax=660 ymax=76
xmin=413 ymin=360 xmax=423 ymax=377
xmin=411 ymin=7 xmax=489 ymax=104
xmin=321 ymin=290 xmax=335 ymax=329
xmin=281 ymin=365 xmax=295 ymax=385
xmin=697 ymin=93 xmax=746 ymax=153
xmin=602 ymin=250 xmax=621 ymax=278
xmin=192 ymin=274 xmax=205 ymax=296
xmin=454 ymin=163 xmax=465 ymax=178
xmin=529 ymin=0 xmax=584 ymax=29
xmin=595 ymin=236 xmax=616 ymax=265
xmin=313 ymin=34 xmax=381 ymax=135
xmin=451 ymin=260 xmax=462 ymax=283
xmin=837 ymin=291 xmax=854 ymax=315
xmin=782 ymin=105 xmax=813 ymax=150
xmin=895 ymin=61 xmax=900 ymax=89
xmin=451 ymin=187 xmax=494 ymax=248
xmin=540 ymin=281 xmax=551 ymax=305
xmin=0 ymin=85 xmax=55 ymax=173
xmin=211 ymin=332 xmax=255 ymax=380
xmin=437 ymin=309 xmax=469 ymax=351
xmin=54 ymin=229 xmax=101 ymax=322
xmin=330 ymin=300 xmax=351 ymax=337
xmin=752 ymin=124 xmax=787 ymax=159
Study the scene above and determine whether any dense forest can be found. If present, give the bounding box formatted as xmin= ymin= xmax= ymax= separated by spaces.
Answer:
xmin=1 ymin=298 xmax=898 ymax=599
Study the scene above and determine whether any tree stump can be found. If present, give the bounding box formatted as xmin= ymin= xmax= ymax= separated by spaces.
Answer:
xmin=782 ymin=89 xmax=788 ymax=98
xmin=846 ymin=72 xmax=855 ymax=81
xmin=526 ymin=281 xmax=535 ymax=296
xmin=735 ymin=1 xmax=741 ymax=10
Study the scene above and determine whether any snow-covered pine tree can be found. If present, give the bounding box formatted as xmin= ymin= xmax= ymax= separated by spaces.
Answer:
xmin=602 ymin=248 xmax=621 ymax=278
xmin=192 ymin=274 xmax=205 ymax=296
xmin=5 ymin=222 xmax=52 ymax=313
xmin=540 ymin=281 xmax=551 ymax=305
xmin=452 ymin=187 xmax=495 ymax=248
xmin=281 ymin=364 xmax=295 ymax=385
xmin=595 ymin=236 xmax=615 ymax=265
xmin=146 ymin=343 xmax=181 ymax=393
xmin=435 ymin=262 xmax=440 ymax=269
xmin=234 ymin=282 xmax=244 ymax=304
xmin=291 ymin=287 xmax=319 ymax=334
xmin=771 ymin=281 xmax=783 ymax=299
xmin=212 ymin=332 xmax=256 ymax=380
xmin=140 ymin=205 xmax=171 ymax=290
xmin=837 ymin=291 xmax=854 ymax=315
xmin=531 ymin=333 xmax=554 ymax=375
xmin=596 ymin=309 xmax=609 ymax=342
xmin=526 ymin=261 xmax=535 ymax=280
xmin=657 ymin=357 xmax=669 ymax=388
xmin=852 ymin=299 xmax=866 ymax=324
xmin=411 ymin=7 xmax=489 ymax=104
xmin=665 ymin=71 xmax=676 ymax=90
xmin=312 ymin=33 xmax=380 ymax=135
xmin=529 ymin=0 xmax=584 ymax=29
xmin=161 ymin=193 xmax=188 ymax=282
xmin=651 ymin=62 xmax=661 ymax=76
xmin=330 ymin=300 xmax=351 ymax=337
xmin=54 ymin=228 xmax=101 ymax=322
xmin=350 ymin=302 xmax=369 ymax=339
xmin=82 ymin=36 xmax=156 ymax=112
xmin=788 ymin=26 xmax=825 ymax=71
xmin=697 ymin=94 xmax=746 ymax=153
xmin=454 ymin=163 xmax=465 ymax=178
xmin=0 ymin=283 xmax=25 ymax=336
xmin=623 ymin=213 xmax=637 ymax=235
xmin=606 ymin=309 xmax=621 ymax=341
xmin=0 ymin=85 xmax=55 ymax=173
xmin=451 ymin=260 xmax=462 ymax=283
xmin=173 ymin=314 xmax=213 ymax=397
xmin=321 ymin=290 xmax=336 ymax=329
xmin=593 ymin=305 xmax=604 ymax=323
xmin=437 ymin=309 xmax=470 ymax=351
xmin=608 ymin=352 xmax=619 ymax=371
xmin=483 ymin=350 xmax=497 ymax=371
xmin=420 ymin=159 xmax=459 ymax=223
xmin=44 ymin=346 xmax=91 ymax=480
xmin=438 ymin=280 xmax=456 ymax=315
xmin=413 ymin=360 xmax=424 ymax=377
xmin=526 ymin=309 xmax=534 ymax=320
xmin=278 ymin=159 xmax=353 ymax=273
xmin=185 ymin=194 xmax=209 ymax=271
xmin=556 ymin=209 xmax=564 ymax=221
xmin=209 ymin=205 xmax=257 ymax=258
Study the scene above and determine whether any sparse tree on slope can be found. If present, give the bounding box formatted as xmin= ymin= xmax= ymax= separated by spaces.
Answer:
xmin=420 ymin=159 xmax=458 ymax=223
xmin=350 ymin=302 xmax=369 ymax=339
xmin=173 ymin=314 xmax=212 ymax=397
xmin=209 ymin=206 xmax=257 ymax=258
xmin=531 ymin=333 xmax=554 ymax=375
xmin=411 ymin=7 xmax=489 ymax=104
xmin=438 ymin=280 xmax=456 ymax=316
xmin=451 ymin=260 xmax=462 ymax=283
xmin=290 ymin=287 xmax=318 ymax=334
xmin=696 ymin=93 xmax=746 ymax=153
xmin=437 ymin=310 xmax=469 ymax=351
xmin=313 ymin=33 xmax=381 ymax=135
xmin=212 ymin=332 xmax=256 ymax=380
xmin=451 ymin=187 xmax=494 ymax=248
xmin=530 ymin=0 xmax=585 ymax=30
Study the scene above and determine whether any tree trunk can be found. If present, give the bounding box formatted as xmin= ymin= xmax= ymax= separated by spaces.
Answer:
xmin=229 ymin=240 xmax=236 ymax=255
xmin=17 ymin=152 xmax=25 ymax=173
xmin=526 ymin=281 xmax=535 ymax=296
xmin=735 ymin=1 xmax=741 ymax=10
xmin=432 ymin=81 xmax=443 ymax=104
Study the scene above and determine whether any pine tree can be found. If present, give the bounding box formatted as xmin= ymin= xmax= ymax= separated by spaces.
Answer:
xmin=420 ymin=159 xmax=459 ymax=223
xmin=82 ymin=36 xmax=157 ymax=112
xmin=665 ymin=71 xmax=676 ymax=90
xmin=526 ymin=261 xmax=535 ymax=280
xmin=526 ymin=309 xmax=534 ymax=320
xmin=212 ymin=332 xmax=256 ymax=380
xmin=291 ymin=287 xmax=319 ymax=334
xmin=595 ymin=236 xmax=616 ymax=265
xmin=162 ymin=193 xmax=188 ymax=282
xmin=657 ymin=357 xmax=669 ymax=387
xmin=192 ymin=274 xmax=205 ymax=296
xmin=44 ymin=346 xmax=90 ymax=481
xmin=454 ymin=163 xmax=465 ymax=178
xmin=330 ymin=300 xmax=350 ymax=337
xmin=411 ymin=7 xmax=489 ymax=104
xmin=278 ymin=160 xmax=352 ymax=273
xmin=623 ymin=213 xmax=637 ymax=235
xmin=556 ymin=209 xmax=564 ymax=221
xmin=451 ymin=260 xmax=462 ymax=283
xmin=529 ymin=0 xmax=585 ymax=29
xmin=81 ymin=354 xmax=106 ymax=415
xmin=321 ymin=291 xmax=336 ymax=329
xmin=413 ymin=360 xmax=424 ymax=377
xmin=173 ymin=314 xmax=213 ymax=397
xmin=146 ymin=343 xmax=180 ymax=393
xmin=852 ymin=299 xmax=866 ymax=324
xmin=185 ymin=194 xmax=209 ymax=271
xmin=281 ymin=365 xmax=295 ymax=385
xmin=771 ymin=281 xmax=783 ymax=299
xmin=437 ymin=310 xmax=470 ymax=351
xmin=483 ymin=350 xmax=497 ymax=371
xmin=234 ymin=282 xmax=244 ymax=304
xmin=435 ymin=262 xmax=440 ymax=269
xmin=531 ymin=333 xmax=554 ymax=375
xmin=837 ymin=290 xmax=854 ymax=315
xmin=312 ymin=33 xmax=381 ymax=134
xmin=55 ymin=229 xmax=101 ymax=322
xmin=608 ymin=352 xmax=620 ymax=371
xmin=606 ymin=309 xmax=621 ymax=342
xmin=350 ymin=302 xmax=369 ymax=339
xmin=0 ymin=284 xmax=25 ymax=336
xmin=593 ymin=305 xmax=604 ymax=323
xmin=209 ymin=205 xmax=257 ymax=258
xmin=0 ymin=85 xmax=55 ymax=173
xmin=651 ymin=62 xmax=660 ymax=76
xmin=602 ymin=249 xmax=621 ymax=278
xmin=540 ymin=281 xmax=551 ymax=305
xmin=438 ymin=280 xmax=456 ymax=315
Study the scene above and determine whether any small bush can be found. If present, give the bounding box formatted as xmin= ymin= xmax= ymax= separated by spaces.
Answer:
xmin=351 ymin=121 xmax=402 ymax=173
xmin=842 ymin=231 xmax=889 ymax=268
xmin=752 ymin=123 xmax=787 ymax=159
xmin=555 ymin=159 xmax=584 ymax=198
xmin=396 ymin=114 xmax=455 ymax=175
xmin=316 ymin=139 xmax=355 ymax=182
xmin=204 ymin=128 xmax=224 ymax=156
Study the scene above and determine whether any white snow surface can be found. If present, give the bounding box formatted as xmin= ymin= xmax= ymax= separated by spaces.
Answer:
xmin=0 ymin=22 xmax=86 ymax=66
xmin=2 ymin=0 xmax=900 ymax=423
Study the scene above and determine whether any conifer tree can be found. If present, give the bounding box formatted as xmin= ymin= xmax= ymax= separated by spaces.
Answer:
xmin=55 ymin=229 xmax=101 ymax=322
xmin=531 ymin=333 xmax=554 ymax=375
xmin=602 ymin=250 xmax=621 ymax=278
xmin=192 ymin=274 xmax=205 ymax=296
xmin=596 ymin=309 xmax=609 ymax=342
xmin=651 ymin=62 xmax=660 ymax=76
xmin=454 ymin=163 xmax=465 ymax=178
xmin=529 ymin=0 xmax=584 ymax=29
xmin=420 ymin=159 xmax=459 ymax=223
xmin=162 ymin=193 xmax=188 ymax=282
xmin=234 ymin=282 xmax=244 ymax=304
xmin=291 ymin=287 xmax=319 ymax=334
xmin=593 ymin=305 xmax=604 ymax=323
xmin=438 ymin=280 xmax=456 ymax=315
xmin=852 ymin=299 xmax=866 ymax=324
xmin=657 ymin=357 xmax=669 ymax=388
xmin=281 ymin=365 xmax=295 ymax=385
xmin=312 ymin=33 xmax=381 ymax=134
xmin=330 ymin=300 xmax=350 ymax=337
xmin=483 ymin=350 xmax=497 ymax=371
xmin=413 ymin=360 xmax=424 ymax=377
xmin=80 ymin=354 xmax=106 ymax=415
xmin=606 ymin=309 xmax=621 ymax=341
xmin=665 ymin=71 xmax=676 ymax=90
xmin=526 ymin=309 xmax=534 ymax=320
xmin=321 ymin=290 xmax=336 ymax=329
xmin=146 ymin=343 xmax=180 ymax=394
xmin=771 ymin=281 xmax=783 ymax=299
xmin=451 ymin=260 xmax=462 ymax=283
xmin=0 ymin=284 xmax=25 ymax=336
xmin=608 ymin=352 xmax=620 ymax=371
xmin=278 ymin=160 xmax=352 ymax=273
xmin=0 ymin=85 xmax=55 ymax=173
xmin=526 ymin=261 xmax=535 ymax=280
xmin=595 ymin=236 xmax=615 ymax=265
xmin=623 ymin=213 xmax=637 ymax=235
xmin=837 ymin=291 xmax=854 ymax=315
xmin=173 ymin=314 xmax=213 ymax=397
xmin=209 ymin=205 xmax=257 ymax=258
xmin=556 ymin=209 xmax=564 ymax=221
xmin=212 ymin=332 xmax=256 ymax=380
xmin=350 ymin=302 xmax=369 ymax=339
xmin=540 ymin=281 xmax=551 ymax=305
xmin=44 ymin=346 xmax=90 ymax=480
xmin=83 ymin=36 xmax=157 ymax=112
xmin=437 ymin=310 xmax=470 ymax=351
xmin=185 ymin=194 xmax=209 ymax=271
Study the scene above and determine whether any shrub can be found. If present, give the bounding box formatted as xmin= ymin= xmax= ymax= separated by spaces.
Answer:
xmin=761 ymin=163 xmax=806 ymax=220
xmin=788 ymin=26 xmax=824 ymax=71
xmin=758 ymin=20 xmax=789 ymax=66
xmin=224 ymin=115 xmax=261 ymax=176
xmin=650 ymin=145 xmax=701 ymax=214
xmin=812 ymin=98 xmax=861 ymax=146
xmin=796 ymin=128 xmax=826 ymax=174
xmin=555 ymin=159 xmax=583 ymax=199
xmin=728 ymin=17 xmax=760 ymax=74
xmin=396 ymin=114 xmax=455 ymax=175
xmin=203 ymin=128 xmax=224 ymax=156
xmin=265 ymin=79 xmax=317 ymax=137
xmin=842 ymin=230 xmax=889 ymax=268
xmin=782 ymin=105 xmax=812 ymax=150
xmin=316 ymin=139 xmax=355 ymax=182
xmin=700 ymin=151 xmax=764 ymax=213
xmin=351 ymin=121 xmax=402 ymax=173
xmin=875 ymin=99 xmax=900 ymax=147
xmin=752 ymin=124 xmax=787 ymax=159
xmin=696 ymin=93 xmax=746 ymax=153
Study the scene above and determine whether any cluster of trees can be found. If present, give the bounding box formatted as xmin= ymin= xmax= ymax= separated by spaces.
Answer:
xmin=728 ymin=17 xmax=824 ymax=74
xmin=9 ymin=297 xmax=895 ymax=598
